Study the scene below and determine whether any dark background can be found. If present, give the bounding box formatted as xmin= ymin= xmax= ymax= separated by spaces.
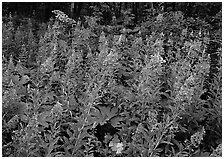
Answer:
xmin=2 ymin=2 xmax=221 ymax=23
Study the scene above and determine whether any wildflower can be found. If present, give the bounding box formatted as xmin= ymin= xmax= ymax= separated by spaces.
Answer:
xmin=150 ymin=53 xmax=166 ymax=65
xmin=156 ymin=13 xmax=163 ymax=22
xmin=109 ymin=135 xmax=124 ymax=154
xmin=190 ymin=127 xmax=205 ymax=147
xmin=109 ymin=141 xmax=124 ymax=154
xmin=40 ymin=56 xmax=54 ymax=73
xmin=210 ymin=144 xmax=222 ymax=157
xmin=51 ymin=101 xmax=63 ymax=115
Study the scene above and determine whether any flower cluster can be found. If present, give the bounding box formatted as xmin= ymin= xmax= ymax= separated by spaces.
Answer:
xmin=52 ymin=10 xmax=76 ymax=24
xmin=190 ymin=127 xmax=205 ymax=147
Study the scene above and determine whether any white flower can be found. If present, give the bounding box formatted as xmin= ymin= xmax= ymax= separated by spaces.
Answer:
xmin=109 ymin=141 xmax=124 ymax=154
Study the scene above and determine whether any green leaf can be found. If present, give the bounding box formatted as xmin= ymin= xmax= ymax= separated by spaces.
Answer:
xmin=47 ymin=136 xmax=60 ymax=157
xmin=37 ymin=111 xmax=52 ymax=127
xmin=171 ymin=138 xmax=183 ymax=151
xmin=7 ymin=115 xmax=20 ymax=129
xmin=88 ymin=107 xmax=105 ymax=125
xmin=160 ymin=140 xmax=174 ymax=145
xmin=11 ymin=74 xmax=20 ymax=85
xmin=58 ymin=39 xmax=68 ymax=51
xmin=110 ymin=116 xmax=123 ymax=127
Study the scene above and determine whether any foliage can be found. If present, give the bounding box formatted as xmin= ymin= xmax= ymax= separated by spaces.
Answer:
xmin=2 ymin=7 xmax=221 ymax=157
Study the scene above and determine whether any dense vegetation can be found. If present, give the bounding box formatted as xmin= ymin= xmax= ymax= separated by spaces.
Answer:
xmin=2 ymin=2 xmax=222 ymax=157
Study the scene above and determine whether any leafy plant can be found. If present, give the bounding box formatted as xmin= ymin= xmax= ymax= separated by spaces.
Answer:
xmin=2 ymin=7 xmax=221 ymax=157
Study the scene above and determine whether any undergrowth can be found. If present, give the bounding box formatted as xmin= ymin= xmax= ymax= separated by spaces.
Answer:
xmin=2 ymin=10 xmax=222 ymax=157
